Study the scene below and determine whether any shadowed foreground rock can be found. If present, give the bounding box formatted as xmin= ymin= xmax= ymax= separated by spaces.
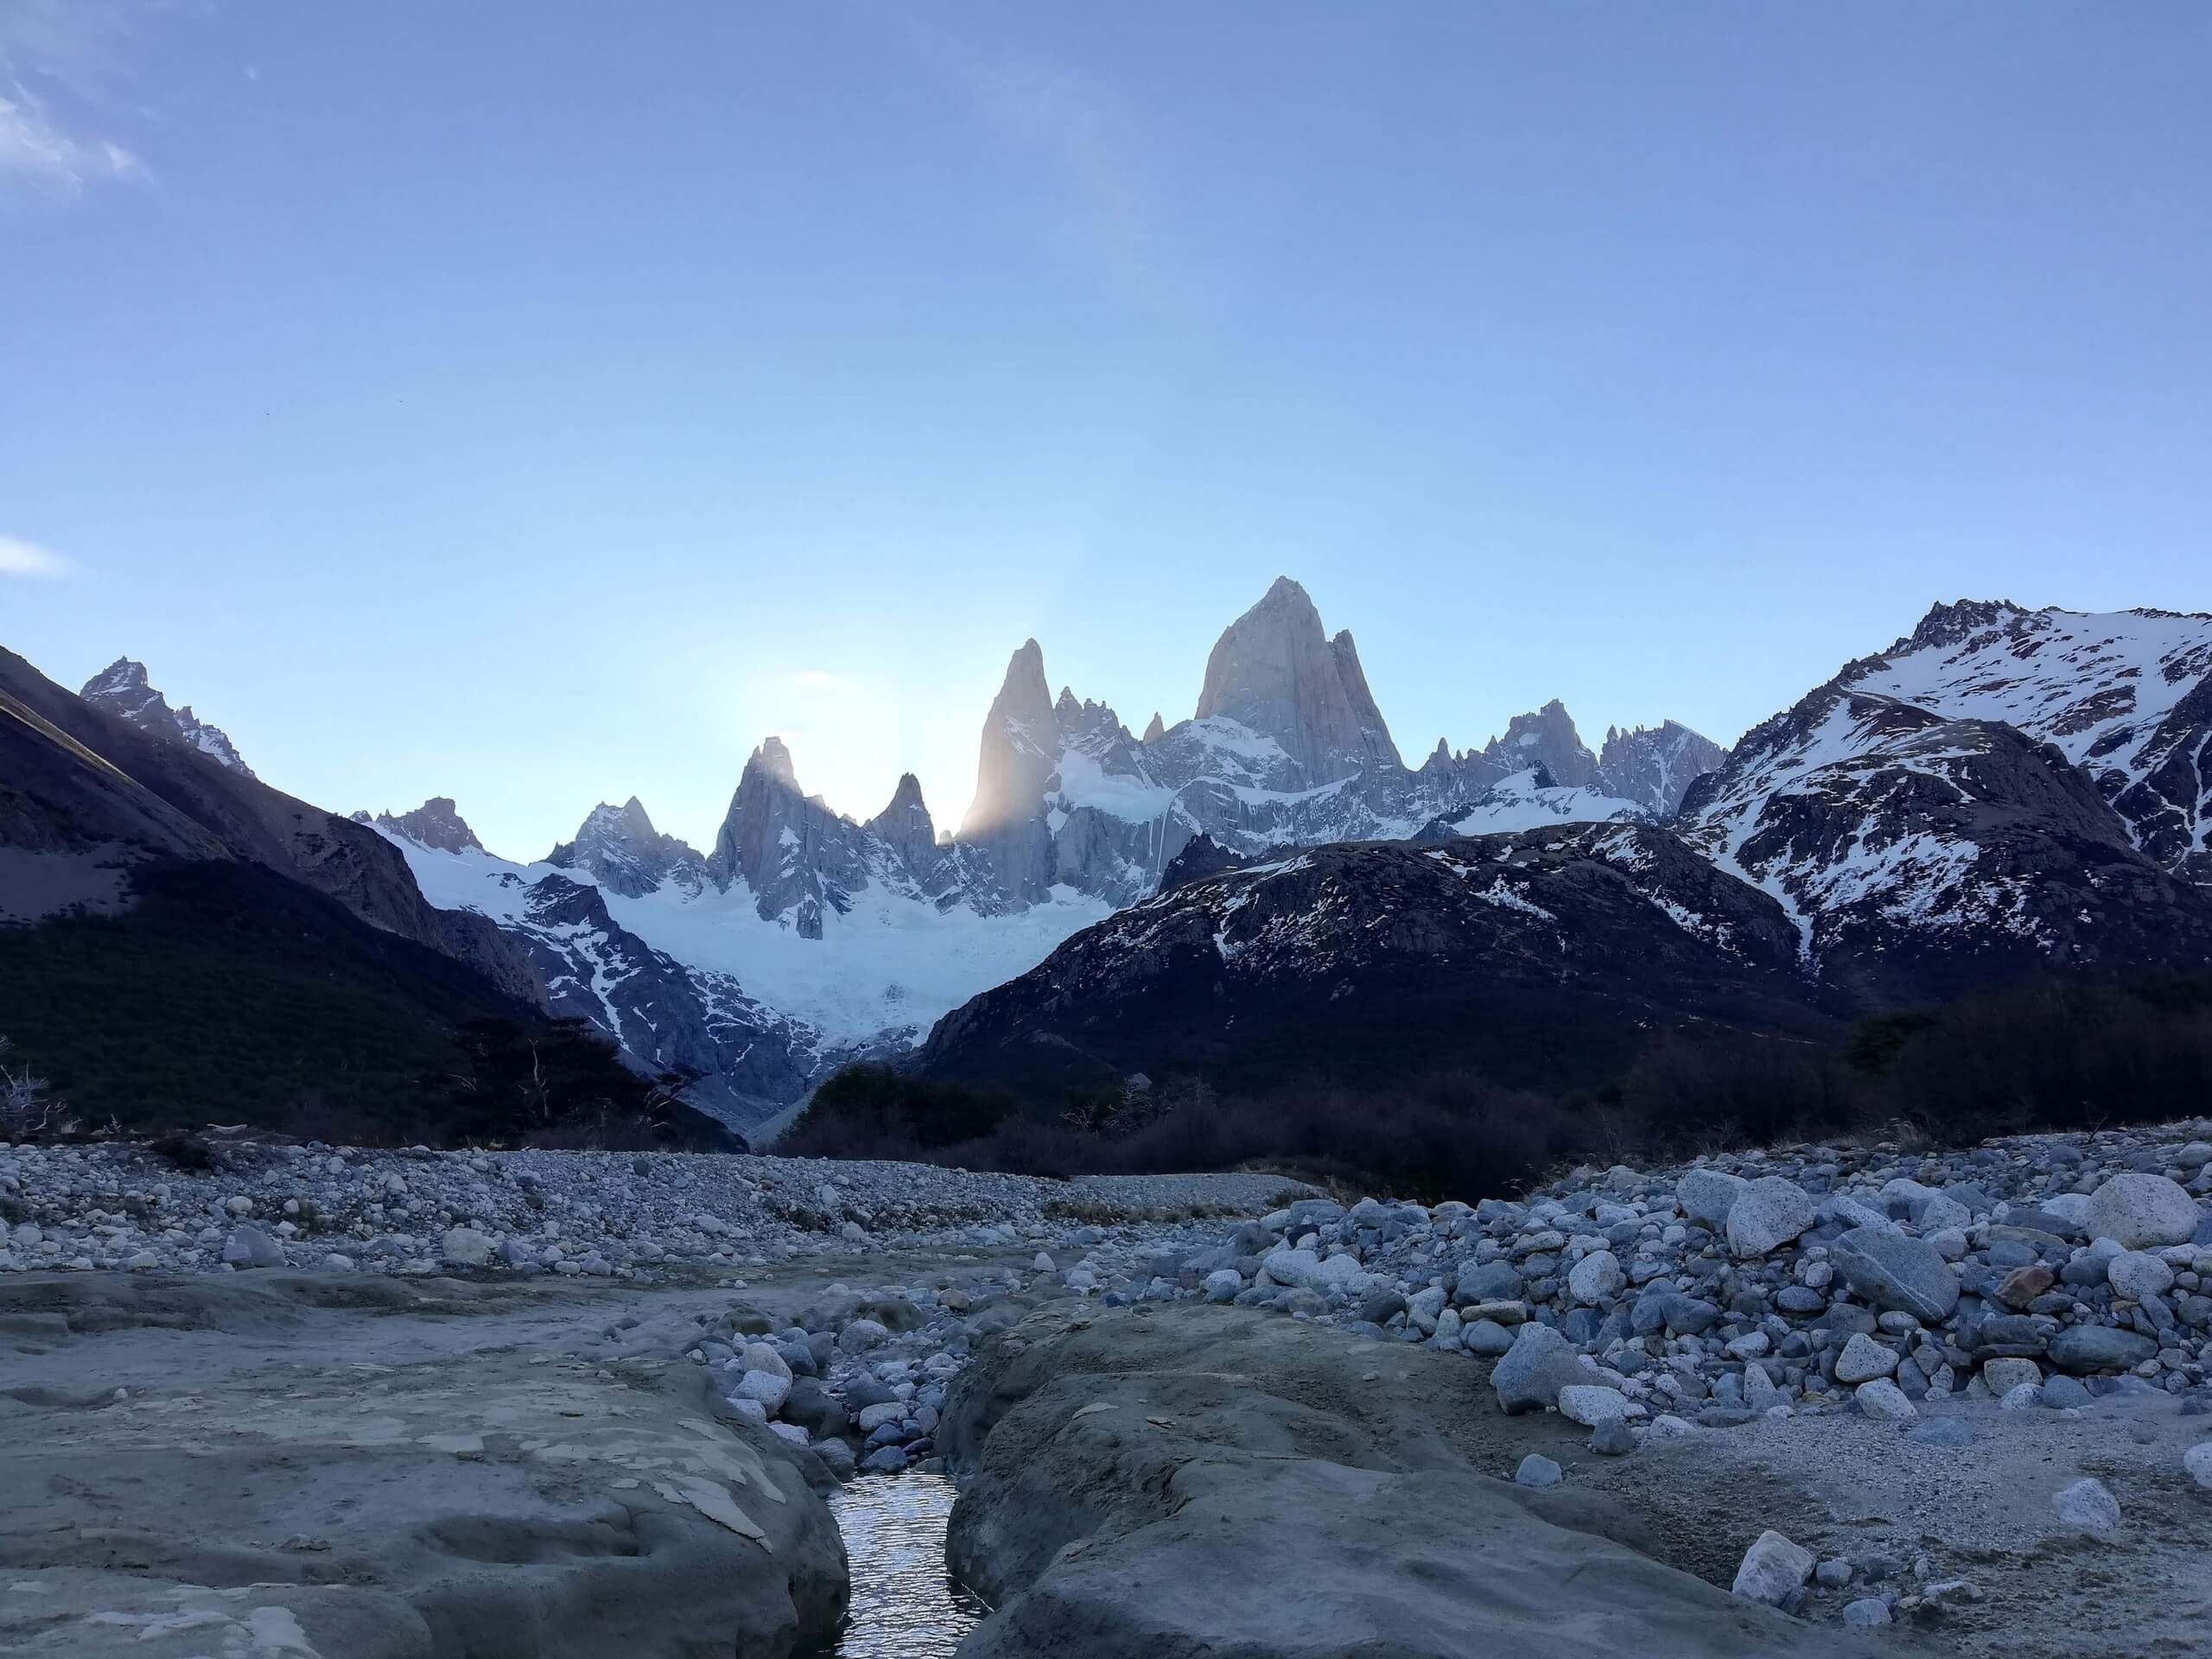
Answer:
xmin=942 ymin=1302 xmax=1897 ymax=1659
xmin=0 ymin=1272 xmax=847 ymax=1657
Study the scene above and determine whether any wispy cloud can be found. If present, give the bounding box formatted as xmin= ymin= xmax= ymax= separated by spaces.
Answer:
xmin=0 ymin=0 xmax=161 ymax=199
xmin=0 ymin=535 xmax=73 ymax=579
xmin=913 ymin=29 xmax=1185 ymax=309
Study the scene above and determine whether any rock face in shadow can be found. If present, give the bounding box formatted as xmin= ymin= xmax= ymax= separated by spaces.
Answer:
xmin=0 ymin=1272 xmax=847 ymax=1658
xmin=941 ymin=1302 xmax=1891 ymax=1659
xmin=918 ymin=823 xmax=1834 ymax=1101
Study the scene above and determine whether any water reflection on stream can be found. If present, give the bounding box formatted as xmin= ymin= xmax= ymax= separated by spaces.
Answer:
xmin=826 ymin=1473 xmax=987 ymax=1657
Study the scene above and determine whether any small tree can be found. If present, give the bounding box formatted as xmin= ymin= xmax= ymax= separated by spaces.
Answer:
xmin=0 ymin=1036 xmax=75 ymax=1141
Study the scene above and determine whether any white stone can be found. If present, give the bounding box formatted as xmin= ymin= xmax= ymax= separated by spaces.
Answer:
xmin=1567 ymin=1249 xmax=1623 ymax=1304
xmin=1726 ymin=1179 xmax=1819 ymax=1258
xmin=1731 ymin=1530 xmax=1815 ymax=1605
xmin=440 ymin=1227 xmax=494 ymax=1268
xmin=1556 ymin=1384 xmax=1631 ymax=1427
xmin=2052 ymin=1477 xmax=2120 ymax=1535
xmin=1854 ymin=1378 xmax=1917 ymax=1421
xmin=2107 ymin=1249 xmax=2175 ymax=1302
xmin=2085 ymin=1174 xmax=2201 ymax=1250
xmin=1835 ymin=1332 xmax=1897 ymax=1384
xmin=732 ymin=1370 xmax=790 ymax=1414
xmin=2183 ymin=1442 xmax=2212 ymax=1491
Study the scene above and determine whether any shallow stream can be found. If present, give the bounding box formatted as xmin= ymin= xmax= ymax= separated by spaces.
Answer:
xmin=822 ymin=1472 xmax=987 ymax=1656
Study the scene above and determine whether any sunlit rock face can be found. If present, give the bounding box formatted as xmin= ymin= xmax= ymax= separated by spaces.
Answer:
xmin=1194 ymin=576 xmax=1402 ymax=784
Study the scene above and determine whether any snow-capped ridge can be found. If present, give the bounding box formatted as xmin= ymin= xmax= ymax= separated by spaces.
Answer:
xmin=79 ymin=657 xmax=256 ymax=779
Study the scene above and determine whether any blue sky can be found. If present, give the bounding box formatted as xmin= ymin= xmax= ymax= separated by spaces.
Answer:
xmin=5 ymin=3 xmax=2209 ymax=858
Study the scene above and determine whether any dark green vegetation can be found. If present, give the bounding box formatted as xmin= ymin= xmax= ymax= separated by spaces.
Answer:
xmin=790 ymin=973 xmax=2212 ymax=1202
xmin=0 ymin=859 xmax=733 ymax=1149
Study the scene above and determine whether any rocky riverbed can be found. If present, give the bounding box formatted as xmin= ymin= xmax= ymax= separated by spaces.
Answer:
xmin=1092 ymin=1117 xmax=2212 ymax=1654
xmin=0 ymin=1141 xmax=1303 ymax=1656
xmin=10 ymin=1124 xmax=2212 ymax=1656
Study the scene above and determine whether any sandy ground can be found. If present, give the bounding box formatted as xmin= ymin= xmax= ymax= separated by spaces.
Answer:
xmin=1569 ymin=1388 xmax=2212 ymax=1657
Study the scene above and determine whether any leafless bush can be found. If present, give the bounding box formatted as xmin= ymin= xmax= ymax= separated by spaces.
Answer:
xmin=0 ymin=1037 xmax=77 ymax=1141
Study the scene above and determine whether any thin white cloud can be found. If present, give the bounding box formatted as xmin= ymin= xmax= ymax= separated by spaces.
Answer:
xmin=0 ymin=0 xmax=161 ymax=199
xmin=0 ymin=535 xmax=73 ymax=578
xmin=913 ymin=29 xmax=1185 ymax=308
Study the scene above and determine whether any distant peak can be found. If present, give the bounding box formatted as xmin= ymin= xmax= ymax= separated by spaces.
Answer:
xmin=749 ymin=735 xmax=799 ymax=787
xmin=882 ymin=772 xmax=927 ymax=813
xmin=373 ymin=797 xmax=482 ymax=855
xmin=1902 ymin=598 xmax=2028 ymax=653
xmin=1141 ymin=711 xmax=1165 ymax=744
xmin=83 ymin=657 xmax=150 ymax=696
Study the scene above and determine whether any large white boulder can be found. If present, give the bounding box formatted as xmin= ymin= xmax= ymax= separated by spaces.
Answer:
xmin=1726 ymin=1179 xmax=1819 ymax=1258
xmin=2084 ymin=1174 xmax=2201 ymax=1249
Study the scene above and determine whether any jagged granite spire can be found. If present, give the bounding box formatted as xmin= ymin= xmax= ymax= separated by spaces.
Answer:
xmin=1192 ymin=577 xmax=1402 ymax=783
xmin=1482 ymin=699 xmax=1598 ymax=789
xmin=866 ymin=772 xmax=938 ymax=873
xmin=960 ymin=639 xmax=1058 ymax=839
xmin=710 ymin=739 xmax=868 ymax=938
xmin=79 ymin=658 xmax=256 ymax=778
xmin=1141 ymin=711 xmax=1165 ymax=744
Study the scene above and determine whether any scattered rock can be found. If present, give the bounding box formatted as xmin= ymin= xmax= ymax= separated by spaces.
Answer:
xmin=1731 ymin=1529 xmax=1815 ymax=1605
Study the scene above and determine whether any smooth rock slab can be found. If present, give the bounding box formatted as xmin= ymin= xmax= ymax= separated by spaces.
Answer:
xmin=1830 ymin=1226 xmax=1960 ymax=1323
xmin=944 ymin=1303 xmax=1880 ymax=1659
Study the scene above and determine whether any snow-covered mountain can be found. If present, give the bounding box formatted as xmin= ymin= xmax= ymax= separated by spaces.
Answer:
xmin=919 ymin=597 xmax=2212 ymax=1102
xmin=1843 ymin=601 xmax=2212 ymax=880
xmin=918 ymin=822 xmax=1829 ymax=1098
xmin=1679 ymin=601 xmax=2212 ymax=994
xmin=953 ymin=577 xmax=1702 ymax=906
xmin=79 ymin=658 xmax=255 ymax=778
xmin=55 ymin=585 xmax=1722 ymax=1126
xmin=36 ymin=590 xmax=2212 ymax=1128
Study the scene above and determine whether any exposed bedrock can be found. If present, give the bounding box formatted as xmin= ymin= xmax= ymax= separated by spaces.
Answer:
xmin=0 ymin=1271 xmax=848 ymax=1658
xmin=940 ymin=1301 xmax=1891 ymax=1659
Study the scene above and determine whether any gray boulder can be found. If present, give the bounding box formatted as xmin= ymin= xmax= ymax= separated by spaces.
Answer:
xmin=1725 ymin=1179 xmax=1818 ymax=1258
xmin=1491 ymin=1321 xmax=1597 ymax=1414
xmin=941 ymin=1302 xmax=1883 ymax=1659
xmin=219 ymin=1225 xmax=285 ymax=1269
xmin=1677 ymin=1167 xmax=1749 ymax=1228
xmin=2084 ymin=1174 xmax=2201 ymax=1249
xmin=1731 ymin=1530 xmax=1814 ymax=1605
xmin=2047 ymin=1324 xmax=2158 ymax=1375
xmin=1830 ymin=1226 xmax=1959 ymax=1323
xmin=2052 ymin=1477 xmax=2120 ymax=1535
